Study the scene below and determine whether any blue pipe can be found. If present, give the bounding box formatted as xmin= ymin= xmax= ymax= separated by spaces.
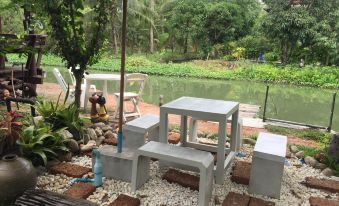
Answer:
xmin=117 ymin=131 xmax=123 ymax=153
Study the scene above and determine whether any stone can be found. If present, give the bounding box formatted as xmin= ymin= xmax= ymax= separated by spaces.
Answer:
xmin=50 ymin=163 xmax=91 ymax=178
xmin=309 ymin=197 xmax=339 ymax=206
xmin=108 ymin=194 xmax=141 ymax=206
xmin=168 ymin=132 xmax=180 ymax=144
xmin=103 ymin=138 xmax=117 ymax=146
xmin=162 ymin=169 xmax=199 ymax=191
xmin=101 ymin=126 xmax=113 ymax=132
xmin=94 ymin=122 xmax=106 ymax=128
xmin=249 ymin=197 xmax=275 ymax=206
xmin=95 ymin=127 xmax=103 ymax=137
xmin=328 ymin=133 xmax=339 ymax=162
xmin=61 ymin=129 xmax=74 ymax=139
xmin=96 ymin=136 xmax=106 ymax=145
xmin=46 ymin=159 xmax=61 ymax=169
xmin=305 ymin=177 xmax=339 ymax=193
xmin=33 ymin=116 xmax=44 ymax=125
xmin=80 ymin=140 xmax=96 ymax=152
xmin=290 ymin=145 xmax=299 ymax=153
xmin=321 ymin=168 xmax=334 ymax=177
xmin=314 ymin=153 xmax=327 ymax=163
xmin=231 ymin=161 xmax=251 ymax=185
xmin=104 ymin=130 xmax=117 ymax=139
xmin=67 ymin=139 xmax=80 ymax=153
xmin=295 ymin=151 xmax=305 ymax=159
xmin=222 ymin=192 xmax=250 ymax=206
xmin=286 ymin=148 xmax=292 ymax=158
xmin=58 ymin=152 xmax=72 ymax=162
xmin=64 ymin=183 xmax=96 ymax=199
xmin=304 ymin=156 xmax=318 ymax=167
xmin=314 ymin=163 xmax=327 ymax=170
xmin=242 ymin=138 xmax=256 ymax=146
xmin=86 ymin=128 xmax=97 ymax=142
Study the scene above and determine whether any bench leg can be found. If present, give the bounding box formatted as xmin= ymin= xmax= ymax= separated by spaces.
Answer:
xmin=131 ymin=155 xmax=150 ymax=192
xmin=215 ymin=118 xmax=227 ymax=184
xmin=148 ymin=127 xmax=159 ymax=142
xmin=198 ymin=164 xmax=213 ymax=206
xmin=188 ymin=117 xmax=198 ymax=142
xmin=180 ymin=115 xmax=188 ymax=145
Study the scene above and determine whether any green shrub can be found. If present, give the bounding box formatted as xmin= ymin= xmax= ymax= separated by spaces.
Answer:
xmin=265 ymin=52 xmax=279 ymax=61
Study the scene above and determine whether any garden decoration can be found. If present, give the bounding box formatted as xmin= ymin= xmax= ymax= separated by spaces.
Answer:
xmin=89 ymin=93 xmax=109 ymax=123
xmin=70 ymin=149 xmax=103 ymax=187
xmin=0 ymin=154 xmax=37 ymax=202
xmin=0 ymin=111 xmax=23 ymax=157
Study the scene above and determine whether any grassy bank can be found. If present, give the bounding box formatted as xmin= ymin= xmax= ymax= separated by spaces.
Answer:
xmin=7 ymin=54 xmax=339 ymax=89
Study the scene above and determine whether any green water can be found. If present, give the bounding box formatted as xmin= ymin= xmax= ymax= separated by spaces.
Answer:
xmin=44 ymin=67 xmax=339 ymax=131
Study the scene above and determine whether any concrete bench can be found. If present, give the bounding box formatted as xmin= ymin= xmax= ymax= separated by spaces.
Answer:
xmin=249 ymin=132 xmax=287 ymax=198
xmin=123 ymin=114 xmax=160 ymax=150
xmin=131 ymin=141 xmax=214 ymax=206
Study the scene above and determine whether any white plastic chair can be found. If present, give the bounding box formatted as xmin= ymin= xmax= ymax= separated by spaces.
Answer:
xmin=67 ymin=68 xmax=97 ymax=91
xmin=53 ymin=68 xmax=89 ymax=107
xmin=113 ymin=73 xmax=148 ymax=121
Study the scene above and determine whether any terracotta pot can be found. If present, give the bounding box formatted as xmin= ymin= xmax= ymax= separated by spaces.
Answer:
xmin=0 ymin=154 xmax=37 ymax=202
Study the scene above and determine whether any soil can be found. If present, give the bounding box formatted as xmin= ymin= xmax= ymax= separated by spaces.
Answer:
xmin=108 ymin=194 xmax=141 ymax=206
xmin=64 ymin=183 xmax=96 ymax=199
xmin=49 ymin=162 xmax=91 ymax=178
xmin=162 ymin=168 xmax=200 ymax=191
xmin=305 ymin=177 xmax=339 ymax=193
xmin=231 ymin=161 xmax=251 ymax=185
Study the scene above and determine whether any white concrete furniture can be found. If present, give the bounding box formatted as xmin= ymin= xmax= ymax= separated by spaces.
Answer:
xmin=123 ymin=114 xmax=160 ymax=150
xmin=249 ymin=132 xmax=287 ymax=199
xmin=188 ymin=117 xmax=243 ymax=151
xmin=84 ymin=73 xmax=120 ymax=110
xmin=113 ymin=73 xmax=148 ymax=121
xmin=131 ymin=141 xmax=214 ymax=206
xmin=159 ymin=96 xmax=239 ymax=184
xmin=67 ymin=68 xmax=97 ymax=92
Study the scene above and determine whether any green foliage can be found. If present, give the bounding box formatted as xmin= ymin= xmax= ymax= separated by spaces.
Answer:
xmin=17 ymin=122 xmax=69 ymax=166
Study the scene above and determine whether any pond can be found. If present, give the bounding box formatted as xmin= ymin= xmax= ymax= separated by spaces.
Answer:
xmin=44 ymin=67 xmax=339 ymax=131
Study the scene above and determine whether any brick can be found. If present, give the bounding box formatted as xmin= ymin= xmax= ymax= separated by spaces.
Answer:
xmin=305 ymin=177 xmax=339 ymax=193
xmin=309 ymin=197 xmax=339 ymax=206
xmin=162 ymin=168 xmax=199 ymax=191
xmin=64 ymin=183 xmax=96 ymax=199
xmin=108 ymin=194 xmax=140 ymax=206
xmin=222 ymin=192 xmax=250 ymax=206
xmin=231 ymin=161 xmax=251 ymax=185
xmin=50 ymin=163 xmax=91 ymax=178
xmin=249 ymin=197 xmax=275 ymax=206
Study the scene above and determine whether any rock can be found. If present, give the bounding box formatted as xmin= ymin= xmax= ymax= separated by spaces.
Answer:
xmin=94 ymin=122 xmax=106 ymax=128
xmin=67 ymin=139 xmax=80 ymax=153
xmin=309 ymin=197 xmax=339 ymax=206
xmin=321 ymin=168 xmax=334 ymax=177
xmin=46 ymin=159 xmax=61 ymax=169
xmin=242 ymin=138 xmax=256 ymax=146
xmin=60 ymin=130 xmax=73 ymax=139
xmin=168 ymin=132 xmax=180 ymax=144
xmin=286 ymin=148 xmax=292 ymax=158
xmin=231 ymin=161 xmax=251 ymax=185
xmin=58 ymin=152 xmax=72 ymax=162
xmin=314 ymin=162 xmax=327 ymax=170
xmin=94 ymin=127 xmax=103 ymax=137
xmin=96 ymin=136 xmax=105 ymax=145
xmin=101 ymin=126 xmax=113 ymax=132
xmin=304 ymin=156 xmax=318 ymax=167
xmin=86 ymin=128 xmax=97 ymax=142
xmin=103 ymin=138 xmax=117 ymax=146
xmin=80 ymin=140 xmax=96 ymax=152
xmin=295 ymin=151 xmax=305 ymax=159
xmin=328 ymin=133 xmax=339 ymax=162
xmin=104 ymin=130 xmax=117 ymax=139
xmin=197 ymin=131 xmax=205 ymax=138
xmin=290 ymin=145 xmax=299 ymax=153
xmin=314 ymin=153 xmax=326 ymax=163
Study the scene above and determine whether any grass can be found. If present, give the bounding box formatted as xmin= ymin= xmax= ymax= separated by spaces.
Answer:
xmin=6 ymin=53 xmax=339 ymax=89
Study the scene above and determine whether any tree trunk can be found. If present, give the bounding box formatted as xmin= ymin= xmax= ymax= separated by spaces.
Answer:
xmin=325 ymin=54 xmax=330 ymax=66
xmin=0 ymin=16 xmax=5 ymax=69
xmin=149 ymin=0 xmax=155 ymax=53
xmin=73 ymin=67 xmax=84 ymax=107
xmin=184 ymin=21 xmax=189 ymax=54
xmin=280 ymin=40 xmax=289 ymax=64
xmin=111 ymin=0 xmax=118 ymax=55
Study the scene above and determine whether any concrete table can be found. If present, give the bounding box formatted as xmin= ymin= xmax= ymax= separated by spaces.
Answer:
xmin=159 ymin=96 xmax=239 ymax=184
xmin=84 ymin=74 xmax=120 ymax=110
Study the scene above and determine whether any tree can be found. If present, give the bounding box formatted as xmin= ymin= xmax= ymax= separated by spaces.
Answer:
xmin=44 ymin=0 xmax=109 ymax=107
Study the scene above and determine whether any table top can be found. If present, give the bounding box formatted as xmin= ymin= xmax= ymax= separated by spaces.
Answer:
xmin=85 ymin=73 xmax=120 ymax=81
xmin=161 ymin=96 xmax=239 ymax=117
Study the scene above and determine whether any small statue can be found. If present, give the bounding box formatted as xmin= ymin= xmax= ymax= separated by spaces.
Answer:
xmin=3 ymin=89 xmax=10 ymax=99
xmin=89 ymin=93 xmax=109 ymax=123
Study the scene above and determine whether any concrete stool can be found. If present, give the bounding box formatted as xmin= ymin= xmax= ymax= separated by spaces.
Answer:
xmin=249 ymin=132 xmax=287 ymax=198
xmin=123 ymin=114 xmax=159 ymax=150
xmin=131 ymin=141 xmax=214 ymax=206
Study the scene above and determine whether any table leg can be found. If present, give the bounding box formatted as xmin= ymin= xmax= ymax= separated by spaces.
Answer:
xmin=188 ymin=117 xmax=198 ymax=142
xmin=103 ymin=80 xmax=108 ymax=98
xmin=159 ymin=110 xmax=168 ymax=143
xmin=230 ymin=109 xmax=239 ymax=152
xmin=180 ymin=115 xmax=188 ymax=145
xmin=215 ymin=118 xmax=227 ymax=184
xmin=84 ymin=80 xmax=91 ymax=111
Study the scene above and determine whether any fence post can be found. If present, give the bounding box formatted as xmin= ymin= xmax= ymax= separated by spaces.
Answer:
xmin=263 ymin=85 xmax=270 ymax=122
xmin=159 ymin=95 xmax=164 ymax=107
xmin=327 ymin=92 xmax=337 ymax=132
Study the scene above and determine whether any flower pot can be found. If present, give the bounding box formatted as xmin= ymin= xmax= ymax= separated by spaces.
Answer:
xmin=0 ymin=154 xmax=37 ymax=202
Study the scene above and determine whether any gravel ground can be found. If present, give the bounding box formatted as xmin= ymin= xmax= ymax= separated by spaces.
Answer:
xmin=36 ymin=144 xmax=339 ymax=206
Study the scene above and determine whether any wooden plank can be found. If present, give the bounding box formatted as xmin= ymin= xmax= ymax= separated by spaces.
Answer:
xmin=15 ymin=189 xmax=98 ymax=206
